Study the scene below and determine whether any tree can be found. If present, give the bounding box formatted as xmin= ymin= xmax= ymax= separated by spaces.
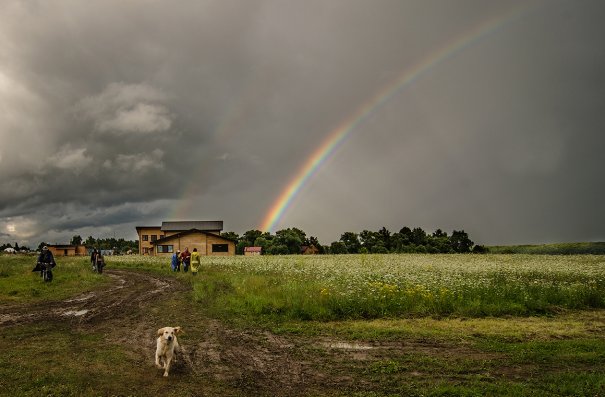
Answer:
xmin=307 ymin=236 xmax=324 ymax=254
xmin=472 ymin=244 xmax=488 ymax=254
xmin=410 ymin=227 xmax=427 ymax=246
xmin=70 ymin=235 xmax=83 ymax=245
xmin=340 ymin=232 xmax=361 ymax=254
xmin=432 ymin=229 xmax=447 ymax=238
xmin=221 ymin=232 xmax=240 ymax=243
xmin=242 ymin=230 xmax=263 ymax=246
xmin=329 ymin=241 xmax=347 ymax=254
xmin=450 ymin=230 xmax=474 ymax=253
xmin=377 ymin=227 xmax=392 ymax=250
xmin=371 ymin=241 xmax=388 ymax=254
xmin=253 ymin=236 xmax=271 ymax=253
xmin=84 ymin=236 xmax=96 ymax=247
xmin=359 ymin=230 xmax=379 ymax=252
xmin=236 ymin=240 xmax=247 ymax=255
xmin=267 ymin=244 xmax=289 ymax=255
xmin=274 ymin=228 xmax=303 ymax=254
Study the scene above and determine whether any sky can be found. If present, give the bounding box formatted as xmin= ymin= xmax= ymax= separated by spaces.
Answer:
xmin=1 ymin=0 xmax=604 ymax=248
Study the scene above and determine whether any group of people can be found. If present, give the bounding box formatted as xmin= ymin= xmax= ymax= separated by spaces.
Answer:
xmin=170 ymin=247 xmax=201 ymax=275
xmin=31 ymin=247 xmax=108 ymax=282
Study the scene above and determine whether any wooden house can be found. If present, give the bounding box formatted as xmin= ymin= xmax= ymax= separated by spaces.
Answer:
xmin=136 ymin=221 xmax=235 ymax=256
xmin=48 ymin=244 xmax=88 ymax=257
xmin=301 ymin=245 xmax=319 ymax=255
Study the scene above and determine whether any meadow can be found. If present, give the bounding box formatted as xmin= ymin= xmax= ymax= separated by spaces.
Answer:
xmin=111 ymin=253 xmax=605 ymax=320
xmin=1 ymin=253 xmax=605 ymax=396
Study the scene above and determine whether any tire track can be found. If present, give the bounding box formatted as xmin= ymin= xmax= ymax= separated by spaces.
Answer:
xmin=0 ymin=269 xmax=180 ymax=326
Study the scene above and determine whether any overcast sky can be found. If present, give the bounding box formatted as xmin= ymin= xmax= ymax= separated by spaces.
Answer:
xmin=1 ymin=0 xmax=604 ymax=248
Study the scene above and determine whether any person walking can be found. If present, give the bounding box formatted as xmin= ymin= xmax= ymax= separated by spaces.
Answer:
xmin=190 ymin=248 xmax=201 ymax=275
xmin=171 ymin=250 xmax=181 ymax=272
xmin=95 ymin=252 xmax=105 ymax=274
xmin=34 ymin=246 xmax=56 ymax=282
xmin=90 ymin=248 xmax=99 ymax=271
xmin=180 ymin=248 xmax=191 ymax=273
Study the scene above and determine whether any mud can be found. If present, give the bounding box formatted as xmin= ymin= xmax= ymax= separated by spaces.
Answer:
xmin=0 ymin=269 xmax=518 ymax=396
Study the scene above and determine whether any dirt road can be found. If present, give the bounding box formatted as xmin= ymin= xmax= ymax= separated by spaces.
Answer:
xmin=0 ymin=269 xmax=358 ymax=395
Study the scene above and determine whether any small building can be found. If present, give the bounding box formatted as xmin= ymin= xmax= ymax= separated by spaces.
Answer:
xmin=135 ymin=221 xmax=235 ymax=256
xmin=244 ymin=246 xmax=262 ymax=256
xmin=301 ymin=245 xmax=319 ymax=255
xmin=48 ymin=244 xmax=87 ymax=257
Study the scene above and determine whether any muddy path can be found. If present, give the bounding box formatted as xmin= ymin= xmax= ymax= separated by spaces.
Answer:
xmin=0 ymin=269 xmax=338 ymax=395
xmin=0 ymin=269 xmax=515 ymax=396
xmin=0 ymin=270 xmax=179 ymax=326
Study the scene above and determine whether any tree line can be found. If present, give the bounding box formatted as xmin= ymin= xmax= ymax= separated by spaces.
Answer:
xmin=223 ymin=226 xmax=486 ymax=255
xmin=3 ymin=226 xmax=484 ymax=256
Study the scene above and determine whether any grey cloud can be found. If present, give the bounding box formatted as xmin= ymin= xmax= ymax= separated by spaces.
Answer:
xmin=104 ymin=149 xmax=165 ymax=173
xmin=75 ymin=83 xmax=173 ymax=134
xmin=1 ymin=0 xmax=604 ymax=246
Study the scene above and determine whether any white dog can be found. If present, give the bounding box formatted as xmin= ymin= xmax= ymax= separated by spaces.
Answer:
xmin=155 ymin=326 xmax=182 ymax=377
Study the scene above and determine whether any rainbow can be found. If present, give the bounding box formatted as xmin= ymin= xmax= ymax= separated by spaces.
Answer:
xmin=259 ymin=2 xmax=541 ymax=233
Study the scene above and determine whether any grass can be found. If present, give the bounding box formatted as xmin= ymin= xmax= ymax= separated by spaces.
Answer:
xmin=487 ymin=241 xmax=605 ymax=255
xmin=177 ymin=254 xmax=605 ymax=321
xmin=0 ymin=254 xmax=110 ymax=304
xmin=2 ymin=253 xmax=605 ymax=396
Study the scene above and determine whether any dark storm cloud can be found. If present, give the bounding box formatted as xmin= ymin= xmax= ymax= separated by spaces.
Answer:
xmin=1 ymin=0 xmax=604 ymax=246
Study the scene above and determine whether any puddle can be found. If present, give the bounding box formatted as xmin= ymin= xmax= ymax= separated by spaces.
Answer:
xmin=62 ymin=310 xmax=89 ymax=317
xmin=323 ymin=342 xmax=373 ymax=350
xmin=64 ymin=293 xmax=96 ymax=303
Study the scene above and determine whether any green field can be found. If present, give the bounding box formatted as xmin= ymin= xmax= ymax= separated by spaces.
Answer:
xmin=1 ymin=253 xmax=604 ymax=396
xmin=487 ymin=241 xmax=605 ymax=255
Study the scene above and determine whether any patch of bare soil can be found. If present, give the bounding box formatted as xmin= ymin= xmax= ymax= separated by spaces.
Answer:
xmin=0 ymin=269 xmax=517 ymax=396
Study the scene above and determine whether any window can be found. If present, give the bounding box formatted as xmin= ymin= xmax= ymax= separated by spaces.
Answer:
xmin=212 ymin=244 xmax=229 ymax=253
xmin=151 ymin=235 xmax=157 ymax=242
xmin=157 ymin=245 xmax=174 ymax=253
xmin=142 ymin=235 xmax=148 ymax=241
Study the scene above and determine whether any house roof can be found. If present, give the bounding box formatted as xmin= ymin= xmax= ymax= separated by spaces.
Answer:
xmin=152 ymin=229 xmax=235 ymax=244
xmin=161 ymin=221 xmax=223 ymax=232
xmin=244 ymin=246 xmax=262 ymax=252
xmin=136 ymin=226 xmax=161 ymax=231
xmin=48 ymin=244 xmax=79 ymax=249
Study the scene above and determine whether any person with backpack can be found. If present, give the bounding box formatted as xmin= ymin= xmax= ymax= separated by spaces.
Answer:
xmin=33 ymin=246 xmax=56 ymax=282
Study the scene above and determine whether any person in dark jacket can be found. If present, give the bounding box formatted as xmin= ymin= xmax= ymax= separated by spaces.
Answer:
xmin=95 ymin=252 xmax=105 ymax=274
xmin=90 ymin=248 xmax=99 ymax=271
xmin=33 ymin=246 xmax=56 ymax=281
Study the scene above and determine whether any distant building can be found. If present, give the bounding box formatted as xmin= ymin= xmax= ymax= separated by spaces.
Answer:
xmin=244 ymin=246 xmax=262 ymax=256
xmin=48 ymin=244 xmax=87 ymax=257
xmin=135 ymin=221 xmax=235 ymax=256
xmin=301 ymin=245 xmax=319 ymax=255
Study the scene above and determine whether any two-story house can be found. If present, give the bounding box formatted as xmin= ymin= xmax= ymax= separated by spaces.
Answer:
xmin=135 ymin=221 xmax=235 ymax=256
